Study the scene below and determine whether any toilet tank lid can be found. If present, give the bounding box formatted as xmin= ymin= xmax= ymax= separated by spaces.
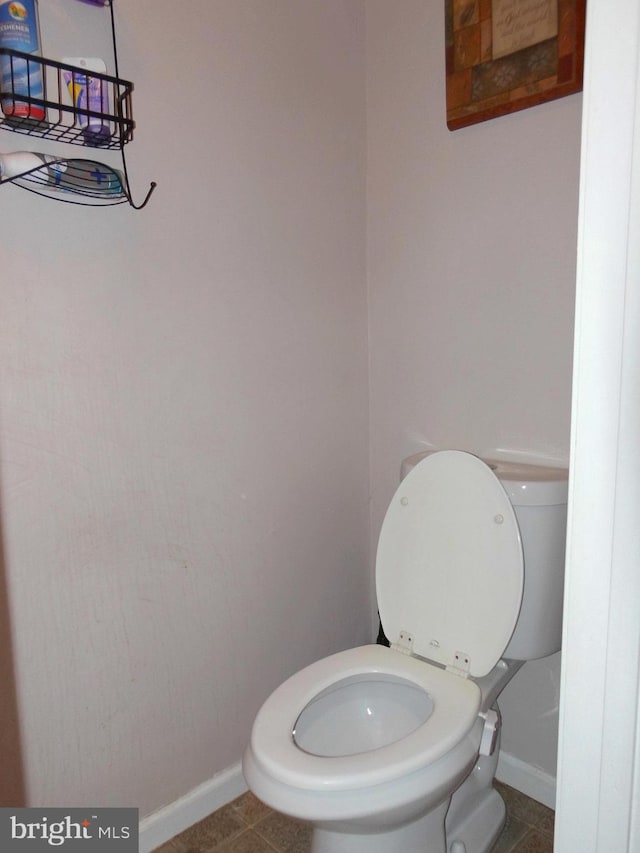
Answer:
xmin=401 ymin=452 xmax=568 ymax=507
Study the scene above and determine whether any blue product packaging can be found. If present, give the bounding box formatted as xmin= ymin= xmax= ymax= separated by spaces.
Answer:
xmin=0 ymin=0 xmax=44 ymax=119
xmin=47 ymin=158 xmax=123 ymax=195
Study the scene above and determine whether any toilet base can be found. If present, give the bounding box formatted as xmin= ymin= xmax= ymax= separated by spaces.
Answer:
xmin=445 ymin=787 xmax=506 ymax=853
xmin=311 ymin=799 xmax=449 ymax=853
xmin=308 ymin=786 xmax=505 ymax=853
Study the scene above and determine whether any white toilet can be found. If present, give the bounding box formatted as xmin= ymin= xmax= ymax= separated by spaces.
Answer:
xmin=243 ymin=449 xmax=568 ymax=853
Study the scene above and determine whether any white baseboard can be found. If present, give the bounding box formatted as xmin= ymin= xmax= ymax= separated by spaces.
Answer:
xmin=496 ymin=750 xmax=556 ymax=810
xmin=139 ymin=761 xmax=247 ymax=853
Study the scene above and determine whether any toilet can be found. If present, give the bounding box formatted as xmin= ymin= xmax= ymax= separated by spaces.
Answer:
xmin=243 ymin=450 xmax=568 ymax=853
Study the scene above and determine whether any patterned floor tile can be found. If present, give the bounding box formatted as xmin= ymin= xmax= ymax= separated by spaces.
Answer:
xmin=150 ymin=841 xmax=183 ymax=853
xmin=253 ymin=810 xmax=312 ymax=853
xmin=228 ymin=792 xmax=272 ymax=827
xmin=495 ymin=783 xmax=555 ymax=837
xmin=216 ymin=828 xmax=278 ymax=852
xmin=171 ymin=802 xmax=247 ymax=852
xmin=491 ymin=813 xmax=530 ymax=852
xmin=510 ymin=828 xmax=555 ymax=852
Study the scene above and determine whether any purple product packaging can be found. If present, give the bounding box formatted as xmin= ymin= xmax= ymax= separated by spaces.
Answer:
xmin=63 ymin=56 xmax=112 ymax=145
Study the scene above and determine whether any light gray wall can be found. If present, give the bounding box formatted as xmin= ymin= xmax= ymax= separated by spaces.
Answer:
xmin=366 ymin=0 xmax=581 ymax=779
xmin=0 ymin=0 xmax=370 ymax=816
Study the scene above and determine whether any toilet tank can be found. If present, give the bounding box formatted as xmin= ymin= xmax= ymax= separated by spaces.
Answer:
xmin=400 ymin=451 xmax=569 ymax=661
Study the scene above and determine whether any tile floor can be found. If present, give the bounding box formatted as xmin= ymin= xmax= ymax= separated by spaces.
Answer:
xmin=152 ymin=780 xmax=554 ymax=853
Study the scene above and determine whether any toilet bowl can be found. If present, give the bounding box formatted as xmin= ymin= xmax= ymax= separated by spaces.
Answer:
xmin=244 ymin=644 xmax=485 ymax=841
xmin=243 ymin=450 xmax=568 ymax=853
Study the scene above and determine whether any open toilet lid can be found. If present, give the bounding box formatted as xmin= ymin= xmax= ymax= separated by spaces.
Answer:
xmin=376 ymin=450 xmax=524 ymax=678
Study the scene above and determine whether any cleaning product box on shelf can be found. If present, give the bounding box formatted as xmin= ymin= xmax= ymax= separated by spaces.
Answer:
xmin=0 ymin=0 xmax=44 ymax=120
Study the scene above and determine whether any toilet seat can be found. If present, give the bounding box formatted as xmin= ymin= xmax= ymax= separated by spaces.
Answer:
xmin=377 ymin=450 xmax=524 ymax=677
xmin=248 ymin=644 xmax=481 ymax=792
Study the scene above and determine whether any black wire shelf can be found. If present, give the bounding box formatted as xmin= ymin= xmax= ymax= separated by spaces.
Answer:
xmin=0 ymin=49 xmax=134 ymax=149
xmin=0 ymin=0 xmax=156 ymax=209
xmin=2 ymin=156 xmax=130 ymax=205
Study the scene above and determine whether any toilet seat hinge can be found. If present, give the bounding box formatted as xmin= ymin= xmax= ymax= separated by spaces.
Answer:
xmin=446 ymin=651 xmax=471 ymax=678
xmin=391 ymin=630 xmax=414 ymax=655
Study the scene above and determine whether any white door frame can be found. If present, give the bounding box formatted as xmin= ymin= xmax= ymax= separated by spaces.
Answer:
xmin=555 ymin=0 xmax=640 ymax=850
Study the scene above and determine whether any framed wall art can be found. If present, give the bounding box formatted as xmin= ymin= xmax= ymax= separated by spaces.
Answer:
xmin=445 ymin=0 xmax=586 ymax=130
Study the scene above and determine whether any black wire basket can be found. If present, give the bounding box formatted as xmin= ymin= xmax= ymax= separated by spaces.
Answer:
xmin=0 ymin=0 xmax=155 ymax=209
xmin=0 ymin=49 xmax=134 ymax=149
xmin=4 ymin=155 xmax=131 ymax=205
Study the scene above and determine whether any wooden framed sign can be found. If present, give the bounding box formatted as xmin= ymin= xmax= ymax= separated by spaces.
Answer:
xmin=445 ymin=0 xmax=586 ymax=130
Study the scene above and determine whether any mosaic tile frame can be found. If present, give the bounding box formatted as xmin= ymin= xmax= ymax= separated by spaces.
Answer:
xmin=445 ymin=0 xmax=586 ymax=130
